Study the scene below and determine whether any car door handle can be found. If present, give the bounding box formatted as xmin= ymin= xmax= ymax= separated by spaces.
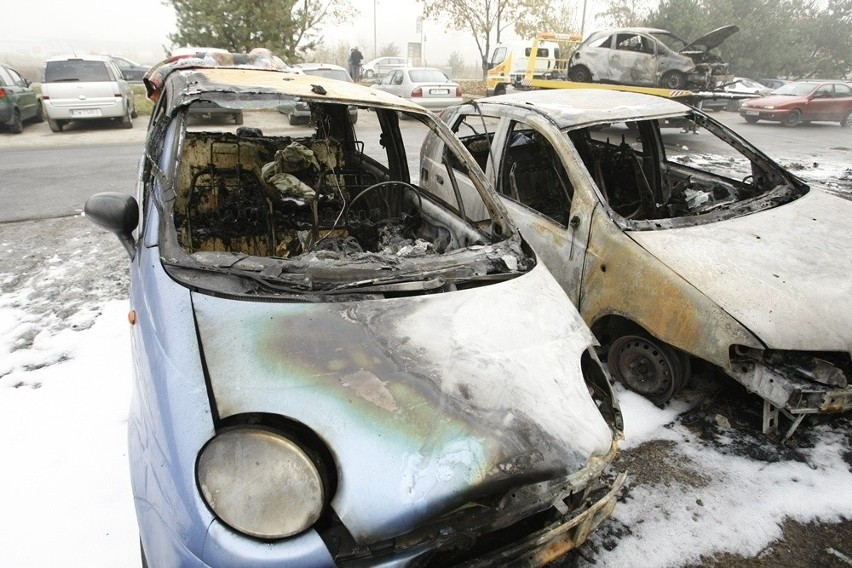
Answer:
xmin=436 ymin=174 xmax=445 ymax=185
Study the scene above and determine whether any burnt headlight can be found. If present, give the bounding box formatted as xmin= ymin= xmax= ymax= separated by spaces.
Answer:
xmin=197 ymin=427 xmax=327 ymax=539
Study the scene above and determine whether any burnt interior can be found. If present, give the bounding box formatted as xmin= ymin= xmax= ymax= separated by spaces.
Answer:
xmin=159 ymin=103 xmax=528 ymax=297
xmin=173 ymin=127 xmax=492 ymax=260
xmin=456 ymin=113 xmax=803 ymax=230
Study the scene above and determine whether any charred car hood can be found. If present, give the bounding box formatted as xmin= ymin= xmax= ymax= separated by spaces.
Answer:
xmin=682 ymin=25 xmax=739 ymax=52
xmin=629 ymin=190 xmax=852 ymax=351
xmin=192 ymin=265 xmax=613 ymax=542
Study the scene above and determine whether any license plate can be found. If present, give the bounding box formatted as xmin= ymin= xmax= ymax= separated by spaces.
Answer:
xmin=71 ymin=108 xmax=102 ymax=118
xmin=745 ymin=110 xmax=759 ymax=116
xmin=430 ymin=89 xmax=450 ymax=95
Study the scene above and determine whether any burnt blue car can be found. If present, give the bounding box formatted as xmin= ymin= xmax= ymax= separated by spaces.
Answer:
xmin=85 ymin=57 xmax=624 ymax=567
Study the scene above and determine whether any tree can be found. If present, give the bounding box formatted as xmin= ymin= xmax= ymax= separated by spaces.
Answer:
xmin=447 ymin=51 xmax=466 ymax=77
xmin=598 ymin=0 xmax=648 ymax=27
xmin=165 ymin=0 xmax=354 ymax=61
xmin=644 ymin=0 xmax=852 ymax=80
xmin=422 ymin=0 xmax=556 ymax=77
xmin=379 ymin=42 xmax=402 ymax=57
xmin=515 ymin=0 xmax=579 ymax=37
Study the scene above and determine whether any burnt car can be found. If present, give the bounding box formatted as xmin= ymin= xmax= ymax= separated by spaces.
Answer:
xmin=422 ymin=89 xmax=852 ymax=439
xmin=84 ymin=59 xmax=625 ymax=566
xmin=740 ymin=80 xmax=852 ymax=127
xmin=569 ymin=25 xmax=738 ymax=89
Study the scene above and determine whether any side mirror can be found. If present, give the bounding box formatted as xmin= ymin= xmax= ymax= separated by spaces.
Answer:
xmin=84 ymin=192 xmax=139 ymax=259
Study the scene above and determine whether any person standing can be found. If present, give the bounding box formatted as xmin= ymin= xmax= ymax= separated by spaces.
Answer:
xmin=348 ymin=47 xmax=364 ymax=82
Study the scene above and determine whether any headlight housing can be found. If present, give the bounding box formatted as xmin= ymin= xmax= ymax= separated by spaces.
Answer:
xmin=197 ymin=427 xmax=327 ymax=539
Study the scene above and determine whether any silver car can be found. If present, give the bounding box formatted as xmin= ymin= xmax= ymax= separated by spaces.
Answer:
xmin=277 ymin=63 xmax=358 ymax=124
xmin=374 ymin=67 xmax=463 ymax=111
xmin=84 ymin=58 xmax=625 ymax=567
xmin=361 ymin=56 xmax=407 ymax=79
xmin=41 ymin=54 xmax=136 ymax=132
xmin=423 ymin=89 xmax=852 ymax=439
xmin=569 ymin=26 xmax=738 ymax=89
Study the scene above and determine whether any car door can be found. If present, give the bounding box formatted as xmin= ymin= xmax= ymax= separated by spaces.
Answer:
xmin=608 ymin=33 xmax=657 ymax=86
xmin=384 ymin=69 xmax=405 ymax=97
xmin=834 ymin=83 xmax=852 ymax=121
xmin=490 ymin=115 xmax=596 ymax=304
xmin=806 ymin=83 xmax=834 ymax=121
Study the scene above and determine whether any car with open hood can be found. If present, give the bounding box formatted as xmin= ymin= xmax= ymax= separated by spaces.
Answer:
xmin=84 ymin=54 xmax=624 ymax=567
xmin=422 ymin=89 xmax=852 ymax=439
xmin=568 ymin=25 xmax=738 ymax=90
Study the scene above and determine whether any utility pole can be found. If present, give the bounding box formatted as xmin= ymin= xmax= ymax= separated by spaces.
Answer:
xmin=373 ymin=0 xmax=378 ymax=59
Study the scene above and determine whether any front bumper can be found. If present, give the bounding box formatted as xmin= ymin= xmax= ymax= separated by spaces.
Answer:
xmin=740 ymin=108 xmax=791 ymax=122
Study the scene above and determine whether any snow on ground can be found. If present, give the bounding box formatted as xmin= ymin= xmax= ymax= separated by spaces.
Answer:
xmin=0 ymin=200 xmax=850 ymax=566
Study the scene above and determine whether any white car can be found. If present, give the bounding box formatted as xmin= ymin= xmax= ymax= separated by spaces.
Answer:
xmin=373 ymin=67 xmax=463 ymax=111
xmin=422 ymin=89 xmax=852 ymax=438
xmin=360 ymin=56 xmax=407 ymax=79
xmin=41 ymin=54 xmax=136 ymax=132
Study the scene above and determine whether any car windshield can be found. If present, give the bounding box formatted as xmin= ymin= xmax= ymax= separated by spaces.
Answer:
xmin=302 ymin=68 xmax=351 ymax=82
xmin=409 ymin=69 xmax=448 ymax=83
xmin=772 ymin=82 xmax=819 ymax=96
xmin=44 ymin=60 xmax=110 ymax=82
xmin=148 ymin=79 xmax=526 ymax=299
xmin=555 ymin=111 xmax=806 ymax=229
xmin=649 ymin=32 xmax=686 ymax=51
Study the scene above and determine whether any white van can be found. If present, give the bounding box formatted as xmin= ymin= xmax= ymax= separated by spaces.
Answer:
xmin=485 ymin=40 xmax=560 ymax=96
xmin=41 ymin=55 xmax=136 ymax=132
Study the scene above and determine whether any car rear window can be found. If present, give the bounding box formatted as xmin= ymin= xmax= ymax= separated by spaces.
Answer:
xmin=302 ymin=69 xmax=351 ymax=82
xmin=45 ymin=60 xmax=111 ymax=83
xmin=409 ymin=70 xmax=448 ymax=83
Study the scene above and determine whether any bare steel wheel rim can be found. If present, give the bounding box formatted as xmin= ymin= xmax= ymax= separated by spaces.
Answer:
xmin=608 ymin=335 xmax=681 ymax=404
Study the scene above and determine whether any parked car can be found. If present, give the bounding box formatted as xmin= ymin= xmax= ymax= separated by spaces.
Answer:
xmin=739 ymin=80 xmax=852 ymax=126
xmin=373 ymin=67 xmax=463 ymax=111
xmin=41 ymin=54 xmax=136 ymax=132
xmin=702 ymin=76 xmax=773 ymax=112
xmin=0 ymin=63 xmax=43 ymax=133
xmin=109 ymin=55 xmax=150 ymax=81
xmin=758 ymin=78 xmax=789 ymax=90
xmin=569 ymin=25 xmax=738 ymax=89
xmin=422 ymin=88 xmax=852 ymax=439
xmin=84 ymin=59 xmax=625 ymax=567
xmin=360 ymin=56 xmax=407 ymax=79
xmin=277 ymin=63 xmax=358 ymax=124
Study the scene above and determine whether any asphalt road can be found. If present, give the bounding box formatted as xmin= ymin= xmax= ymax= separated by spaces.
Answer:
xmin=1 ymin=109 xmax=850 ymax=223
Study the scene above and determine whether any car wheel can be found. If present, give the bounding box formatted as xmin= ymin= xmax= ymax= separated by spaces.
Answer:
xmin=131 ymin=102 xmax=139 ymax=119
xmin=48 ymin=118 xmax=63 ymax=132
xmin=121 ymin=104 xmax=134 ymax=128
xmin=783 ymin=109 xmax=802 ymax=127
xmin=841 ymin=111 xmax=852 ymax=127
xmin=569 ymin=66 xmax=591 ymax=83
xmin=288 ymin=114 xmax=301 ymax=126
xmin=10 ymin=109 xmax=24 ymax=134
xmin=364 ymin=69 xmax=374 ymax=79
xmin=659 ymin=71 xmax=686 ymax=90
xmin=607 ymin=333 xmax=689 ymax=407
xmin=726 ymin=99 xmax=740 ymax=112
xmin=494 ymin=83 xmax=507 ymax=96
xmin=34 ymin=102 xmax=45 ymax=123
xmin=233 ymin=112 xmax=244 ymax=125
xmin=744 ymin=115 xmax=759 ymax=124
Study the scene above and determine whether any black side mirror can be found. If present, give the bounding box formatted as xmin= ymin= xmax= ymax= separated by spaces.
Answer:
xmin=84 ymin=192 xmax=139 ymax=258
